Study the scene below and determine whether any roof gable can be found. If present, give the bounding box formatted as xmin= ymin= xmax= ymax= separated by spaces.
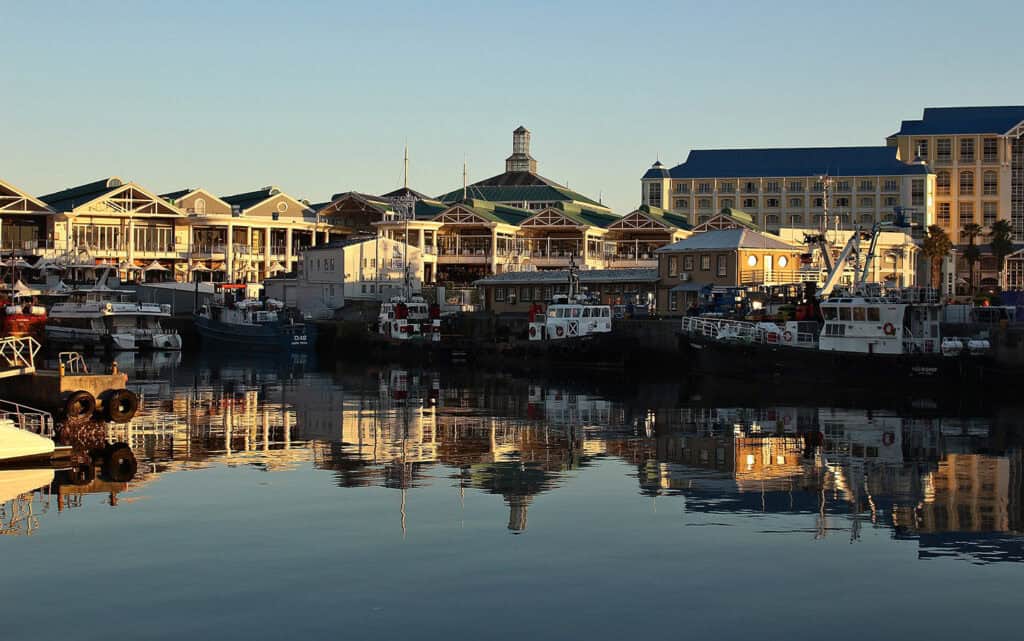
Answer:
xmin=0 ymin=179 xmax=53 ymax=214
xmin=162 ymin=188 xmax=233 ymax=216
xmin=51 ymin=182 xmax=183 ymax=217
xmin=893 ymin=106 xmax=1024 ymax=136
xmin=41 ymin=177 xmax=125 ymax=211
xmin=656 ymin=228 xmax=798 ymax=252
xmin=608 ymin=206 xmax=690 ymax=231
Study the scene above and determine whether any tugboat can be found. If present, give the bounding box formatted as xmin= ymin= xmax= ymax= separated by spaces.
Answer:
xmin=195 ymin=283 xmax=316 ymax=350
xmin=680 ymin=223 xmax=992 ymax=385
xmin=377 ymin=295 xmax=441 ymax=342
xmin=528 ymin=257 xmax=613 ymax=341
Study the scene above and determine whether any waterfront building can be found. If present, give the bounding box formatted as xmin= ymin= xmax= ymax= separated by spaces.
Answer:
xmin=473 ymin=268 xmax=658 ymax=313
xmin=641 ymin=146 xmax=935 ymax=235
xmin=264 ymin=237 xmax=424 ymax=318
xmin=654 ymin=225 xmax=803 ymax=315
xmin=0 ymin=178 xmax=55 ymax=254
xmin=40 ymin=177 xmax=187 ymax=280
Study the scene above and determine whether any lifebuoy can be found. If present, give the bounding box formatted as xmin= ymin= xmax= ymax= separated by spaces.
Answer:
xmin=556 ymin=326 xmax=564 ymax=337
xmin=529 ymin=326 xmax=536 ymax=337
xmin=783 ymin=330 xmax=793 ymax=342
xmin=882 ymin=431 xmax=895 ymax=446
xmin=883 ymin=322 xmax=896 ymax=336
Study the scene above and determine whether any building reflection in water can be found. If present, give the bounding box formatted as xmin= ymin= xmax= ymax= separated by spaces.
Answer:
xmin=4 ymin=352 xmax=1024 ymax=562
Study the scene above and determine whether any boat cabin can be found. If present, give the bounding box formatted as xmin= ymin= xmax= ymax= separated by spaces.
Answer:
xmin=819 ymin=296 xmax=941 ymax=355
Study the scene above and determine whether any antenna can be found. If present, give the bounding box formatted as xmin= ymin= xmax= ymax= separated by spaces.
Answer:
xmin=403 ymin=142 xmax=409 ymax=190
xmin=462 ymin=157 xmax=468 ymax=201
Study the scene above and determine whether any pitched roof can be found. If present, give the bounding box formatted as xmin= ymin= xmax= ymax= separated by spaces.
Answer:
xmin=642 ymin=161 xmax=670 ymax=180
xmin=159 ymin=188 xmax=193 ymax=201
xmin=655 ymin=228 xmax=798 ymax=252
xmin=525 ymin=201 xmax=621 ymax=228
xmin=437 ymin=170 xmax=606 ymax=209
xmin=474 ymin=268 xmax=658 ymax=286
xmin=0 ymin=178 xmax=54 ymax=213
xmin=893 ymin=106 xmax=1024 ymax=136
xmin=442 ymin=199 xmax=533 ymax=226
xmin=655 ymin=147 xmax=928 ymax=180
xmin=323 ymin=190 xmax=447 ymax=220
xmin=636 ymin=205 xmax=691 ymax=230
xmin=41 ymin=177 xmax=125 ymax=210
xmin=222 ymin=186 xmax=282 ymax=210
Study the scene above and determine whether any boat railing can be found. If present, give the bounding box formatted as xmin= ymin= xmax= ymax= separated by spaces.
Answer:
xmin=682 ymin=317 xmax=766 ymax=343
xmin=0 ymin=398 xmax=55 ymax=438
xmin=59 ymin=351 xmax=89 ymax=375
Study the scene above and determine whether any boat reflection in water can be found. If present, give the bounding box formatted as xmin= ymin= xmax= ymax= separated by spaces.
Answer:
xmin=5 ymin=351 xmax=1024 ymax=564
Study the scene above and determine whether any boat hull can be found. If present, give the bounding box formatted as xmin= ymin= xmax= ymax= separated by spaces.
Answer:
xmin=0 ymin=424 xmax=55 ymax=465
xmin=195 ymin=316 xmax=316 ymax=351
xmin=682 ymin=334 xmax=992 ymax=387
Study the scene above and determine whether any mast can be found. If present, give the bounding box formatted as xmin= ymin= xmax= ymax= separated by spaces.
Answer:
xmin=403 ymin=143 xmax=409 ymax=190
xmin=462 ymin=158 xmax=468 ymax=201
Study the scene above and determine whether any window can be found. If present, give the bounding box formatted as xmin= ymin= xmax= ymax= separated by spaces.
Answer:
xmin=194 ymin=198 xmax=206 ymax=215
xmin=716 ymin=255 xmax=727 ymax=277
xmin=674 ymin=198 xmax=689 ymax=209
xmin=718 ymin=181 xmax=735 ymax=193
xmin=742 ymin=198 xmax=757 ymax=208
xmin=700 ymin=255 xmax=710 ymax=271
xmin=983 ymin=202 xmax=998 ymax=226
xmin=822 ymin=307 xmax=837 ymax=320
xmin=936 ymin=138 xmax=952 ymax=163
xmin=937 ymin=171 xmax=950 ymax=195
xmin=765 ymin=214 xmax=780 ymax=226
xmin=777 ymin=256 xmax=788 ymax=268
xmin=983 ymin=171 xmax=998 ymax=195
xmin=698 ymin=198 xmax=712 ymax=209
xmin=937 ymin=202 xmax=951 ymax=225
xmin=959 ymin=202 xmax=975 ymax=226
xmin=811 ymin=180 xmax=824 ymax=193
xmin=867 ymin=307 xmax=880 ymax=322
xmin=859 ymin=179 xmax=875 ymax=192
xmin=670 ymin=293 xmax=678 ymax=312
xmin=835 ymin=197 xmax=850 ymax=208
xmin=859 ymin=196 xmax=874 ymax=208
xmin=647 ymin=182 xmax=662 ymax=206
xmin=765 ymin=181 xmax=780 ymax=193
xmin=852 ymin=307 xmax=866 ymax=321
xmin=789 ymin=214 xmax=803 ymax=226
xmin=835 ymin=181 xmax=850 ymax=192
xmin=912 ymin=179 xmax=925 ymax=206
xmin=883 ymin=195 xmax=898 ymax=207
xmin=766 ymin=198 xmax=780 ymax=208
xmin=861 ymin=213 xmax=874 ymax=224
xmin=494 ymin=287 xmax=506 ymax=302
xmin=838 ymin=307 xmax=851 ymax=321
xmin=959 ymin=171 xmax=974 ymax=195
xmin=788 ymin=180 xmax=804 ymax=192
xmin=674 ymin=183 xmax=690 ymax=194
xmin=521 ymin=287 xmax=533 ymax=302
xmin=788 ymin=197 xmax=803 ymax=208
xmin=697 ymin=182 xmax=712 ymax=193
xmin=719 ymin=198 xmax=734 ymax=209
xmin=983 ymin=138 xmax=999 ymax=163
xmin=915 ymin=139 xmax=929 ymax=160
xmin=960 ymin=138 xmax=975 ymax=163
xmin=882 ymin=179 xmax=899 ymax=192
xmin=747 ymin=255 xmax=757 ymax=267
xmin=683 ymin=255 xmax=694 ymax=271
xmin=813 ymin=197 xmax=824 ymax=208
xmin=668 ymin=256 xmax=678 ymax=277
xmin=744 ymin=181 xmax=758 ymax=194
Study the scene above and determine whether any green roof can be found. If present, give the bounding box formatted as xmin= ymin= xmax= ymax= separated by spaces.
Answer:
xmin=437 ymin=170 xmax=607 ymax=210
xmin=637 ymin=204 xmax=692 ymax=230
xmin=536 ymin=201 xmax=621 ymax=228
xmin=443 ymin=199 xmax=533 ymax=225
xmin=717 ymin=207 xmax=759 ymax=230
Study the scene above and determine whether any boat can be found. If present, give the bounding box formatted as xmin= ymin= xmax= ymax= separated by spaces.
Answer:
xmin=527 ymin=258 xmax=612 ymax=341
xmin=0 ymin=283 xmax=47 ymax=339
xmin=0 ymin=400 xmax=58 ymax=466
xmin=46 ymin=288 xmax=182 ymax=351
xmin=680 ymin=223 xmax=993 ymax=385
xmin=195 ymin=283 xmax=316 ymax=350
xmin=377 ymin=295 xmax=441 ymax=341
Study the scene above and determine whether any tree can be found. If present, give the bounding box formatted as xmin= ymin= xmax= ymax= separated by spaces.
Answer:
xmin=921 ymin=225 xmax=953 ymax=290
xmin=988 ymin=219 xmax=1014 ymax=289
xmin=962 ymin=222 xmax=983 ymax=294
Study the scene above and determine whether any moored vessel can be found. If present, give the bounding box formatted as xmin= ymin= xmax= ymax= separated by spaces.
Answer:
xmin=195 ymin=283 xmax=316 ymax=350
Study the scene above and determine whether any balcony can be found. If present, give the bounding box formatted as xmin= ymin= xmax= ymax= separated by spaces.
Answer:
xmin=739 ymin=269 xmax=806 ymax=286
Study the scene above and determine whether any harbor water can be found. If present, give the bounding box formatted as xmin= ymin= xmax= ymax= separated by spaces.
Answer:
xmin=2 ymin=352 xmax=1023 ymax=640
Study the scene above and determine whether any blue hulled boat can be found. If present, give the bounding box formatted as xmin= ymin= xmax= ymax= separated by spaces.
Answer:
xmin=195 ymin=284 xmax=316 ymax=351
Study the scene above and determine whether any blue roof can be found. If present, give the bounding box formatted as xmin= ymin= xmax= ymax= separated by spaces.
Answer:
xmin=654 ymin=146 xmax=927 ymax=180
xmin=642 ymin=160 xmax=670 ymax=180
xmin=893 ymin=106 xmax=1024 ymax=136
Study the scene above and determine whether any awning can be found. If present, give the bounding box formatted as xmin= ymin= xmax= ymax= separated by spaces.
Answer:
xmin=190 ymin=264 xmax=212 ymax=272
xmin=144 ymin=260 xmax=169 ymax=272
xmin=669 ymin=282 xmax=710 ymax=293
xmin=267 ymin=260 xmax=286 ymax=273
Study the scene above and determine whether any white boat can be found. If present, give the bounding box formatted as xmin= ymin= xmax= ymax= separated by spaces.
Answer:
xmin=527 ymin=258 xmax=612 ymax=341
xmin=378 ymin=295 xmax=441 ymax=341
xmin=0 ymin=419 xmax=55 ymax=465
xmin=46 ymin=288 xmax=182 ymax=351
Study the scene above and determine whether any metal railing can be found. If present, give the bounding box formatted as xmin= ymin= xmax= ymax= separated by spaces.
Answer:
xmin=681 ymin=316 xmax=818 ymax=348
xmin=0 ymin=336 xmax=40 ymax=373
xmin=59 ymin=351 xmax=89 ymax=375
xmin=0 ymin=399 xmax=54 ymax=438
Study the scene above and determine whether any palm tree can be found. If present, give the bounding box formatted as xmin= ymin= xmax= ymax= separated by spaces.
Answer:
xmin=921 ymin=225 xmax=953 ymax=290
xmin=962 ymin=222 xmax=983 ymax=295
xmin=988 ymin=219 xmax=1014 ymax=289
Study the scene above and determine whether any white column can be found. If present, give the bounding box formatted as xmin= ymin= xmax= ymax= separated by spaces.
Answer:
xmin=127 ymin=219 xmax=136 ymax=264
xmin=285 ymin=228 xmax=293 ymax=273
xmin=226 ymin=223 xmax=234 ymax=282
xmin=310 ymin=226 xmax=318 ymax=247
xmin=264 ymin=226 xmax=272 ymax=276
xmin=490 ymin=227 xmax=498 ymax=274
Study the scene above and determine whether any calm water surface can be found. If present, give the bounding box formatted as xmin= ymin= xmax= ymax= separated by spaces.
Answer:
xmin=2 ymin=352 xmax=1023 ymax=640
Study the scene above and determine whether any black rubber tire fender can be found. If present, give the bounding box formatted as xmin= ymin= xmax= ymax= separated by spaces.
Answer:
xmin=64 ymin=390 xmax=96 ymax=421
xmin=104 ymin=443 xmax=138 ymax=482
xmin=104 ymin=389 xmax=140 ymax=423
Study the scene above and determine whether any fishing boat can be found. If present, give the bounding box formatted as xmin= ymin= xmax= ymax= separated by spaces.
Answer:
xmin=195 ymin=283 xmax=316 ymax=350
xmin=680 ymin=223 xmax=992 ymax=384
xmin=377 ymin=295 xmax=441 ymax=342
xmin=46 ymin=289 xmax=182 ymax=351
xmin=527 ymin=258 xmax=612 ymax=341
xmin=0 ymin=281 xmax=46 ymax=340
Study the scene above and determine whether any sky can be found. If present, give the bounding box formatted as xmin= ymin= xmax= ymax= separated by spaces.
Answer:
xmin=3 ymin=0 xmax=1023 ymax=213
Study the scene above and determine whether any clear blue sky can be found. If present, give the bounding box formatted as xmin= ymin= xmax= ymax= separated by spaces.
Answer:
xmin=3 ymin=0 xmax=1023 ymax=213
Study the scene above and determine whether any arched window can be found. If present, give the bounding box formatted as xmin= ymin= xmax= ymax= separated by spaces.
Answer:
xmin=194 ymin=198 xmax=206 ymax=215
xmin=959 ymin=171 xmax=974 ymax=195
xmin=936 ymin=171 xmax=950 ymax=195
xmin=983 ymin=171 xmax=998 ymax=196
